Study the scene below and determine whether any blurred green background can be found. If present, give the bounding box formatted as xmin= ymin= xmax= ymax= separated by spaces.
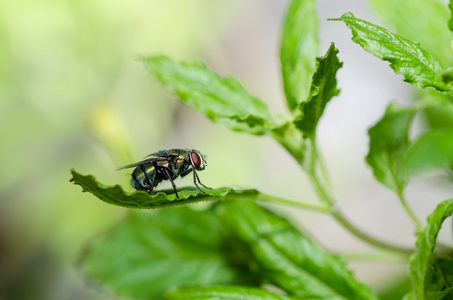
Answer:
xmin=0 ymin=1 xmax=282 ymax=299
xmin=2 ymin=0 xmax=451 ymax=299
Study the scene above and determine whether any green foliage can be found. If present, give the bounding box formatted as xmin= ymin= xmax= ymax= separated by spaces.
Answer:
xmin=73 ymin=0 xmax=453 ymax=299
xmin=424 ymin=258 xmax=453 ymax=299
xmin=367 ymin=0 xmax=452 ymax=65
xmin=218 ymin=201 xmax=378 ymax=300
xmin=449 ymin=0 xmax=453 ymax=33
xmin=403 ymin=130 xmax=453 ymax=175
xmin=270 ymin=120 xmax=306 ymax=163
xmin=294 ymin=43 xmax=342 ymax=138
xmin=280 ymin=0 xmax=319 ymax=112
xmin=143 ymin=55 xmax=274 ymax=135
xmin=334 ymin=13 xmax=450 ymax=93
xmin=407 ymin=198 xmax=453 ymax=299
xmin=422 ymin=91 xmax=453 ymax=130
xmin=80 ymin=207 xmax=260 ymax=299
xmin=164 ymin=285 xmax=298 ymax=300
xmin=365 ymin=103 xmax=415 ymax=194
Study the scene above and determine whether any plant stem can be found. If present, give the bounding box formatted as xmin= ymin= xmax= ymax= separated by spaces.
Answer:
xmin=397 ymin=191 xmax=423 ymax=232
xmin=309 ymin=169 xmax=333 ymax=206
xmin=312 ymin=142 xmax=333 ymax=194
xmin=336 ymin=251 xmax=410 ymax=263
xmin=310 ymin=140 xmax=414 ymax=254
xmin=309 ymin=166 xmax=414 ymax=254
xmin=258 ymin=194 xmax=331 ymax=214
xmin=273 ymin=134 xmax=416 ymax=255
xmin=330 ymin=208 xmax=414 ymax=255
xmin=259 ymin=185 xmax=414 ymax=254
xmin=306 ymin=139 xmax=334 ymax=206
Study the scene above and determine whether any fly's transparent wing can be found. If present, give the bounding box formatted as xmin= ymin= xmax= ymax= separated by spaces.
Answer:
xmin=116 ymin=156 xmax=168 ymax=171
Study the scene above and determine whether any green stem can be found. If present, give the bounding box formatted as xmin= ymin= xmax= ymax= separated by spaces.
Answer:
xmin=258 ymin=194 xmax=331 ymax=214
xmin=309 ymin=165 xmax=414 ymax=254
xmin=397 ymin=191 xmax=423 ymax=232
xmin=312 ymin=141 xmax=333 ymax=194
xmin=259 ymin=185 xmax=414 ymax=254
xmin=309 ymin=164 xmax=414 ymax=254
xmin=331 ymin=208 xmax=414 ymax=255
xmin=311 ymin=141 xmax=415 ymax=254
xmin=336 ymin=251 xmax=409 ymax=263
xmin=306 ymin=138 xmax=334 ymax=206
xmin=309 ymin=171 xmax=333 ymax=205
xmin=273 ymin=133 xmax=415 ymax=255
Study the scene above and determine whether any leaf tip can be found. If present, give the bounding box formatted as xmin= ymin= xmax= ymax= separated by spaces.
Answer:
xmin=340 ymin=12 xmax=355 ymax=19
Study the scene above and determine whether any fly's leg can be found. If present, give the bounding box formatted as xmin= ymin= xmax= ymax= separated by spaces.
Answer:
xmin=182 ymin=168 xmax=209 ymax=192
xmin=194 ymin=171 xmax=210 ymax=189
xmin=148 ymin=171 xmax=157 ymax=194
xmin=163 ymin=168 xmax=179 ymax=199
xmin=192 ymin=170 xmax=207 ymax=194
xmin=180 ymin=168 xmax=192 ymax=177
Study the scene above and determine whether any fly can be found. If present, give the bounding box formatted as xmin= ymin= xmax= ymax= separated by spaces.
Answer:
xmin=117 ymin=149 xmax=208 ymax=199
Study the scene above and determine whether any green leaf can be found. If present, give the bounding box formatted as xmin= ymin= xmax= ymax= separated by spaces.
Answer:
xmin=448 ymin=0 xmax=453 ymax=34
xmin=280 ymin=0 xmax=319 ymax=112
xmin=407 ymin=198 xmax=453 ymax=299
xmin=367 ymin=0 xmax=452 ymax=66
xmin=377 ymin=276 xmax=411 ymax=300
xmin=79 ymin=207 xmax=260 ymax=299
xmin=426 ymin=288 xmax=453 ymax=300
xmin=365 ymin=102 xmax=415 ymax=194
xmin=422 ymin=91 xmax=453 ymax=131
xmin=403 ymin=130 xmax=453 ymax=175
xmin=424 ymin=258 xmax=453 ymax=299
xmin=217 ymin=201 xmax=378 ymax=300
xmin=441 ymin=67 xmax=453 ymax=86
xmin=143 ymin=55 xmax=274 ymax=135
xmin=293 ymin=43 xmax=342 ymax=138
xmin=164 ymin=285 xmax=298 ymax=300
xmin=334 ymin=13 xmax=449 ymax=93
xmin=70 ymin=169 xmax=259 ymax=208
xmin=271 ymin=120 xmax=306 ymax=163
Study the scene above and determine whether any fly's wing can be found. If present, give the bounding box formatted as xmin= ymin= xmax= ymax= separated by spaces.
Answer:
xmin=116 ymin=156 xmax=168 ymax=171
xmin=145 ymin=151 xmax=180 ymax=159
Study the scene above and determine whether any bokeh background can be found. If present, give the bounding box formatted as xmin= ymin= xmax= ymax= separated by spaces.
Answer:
xmin=1 ymin=0 xmax=452 ymax=299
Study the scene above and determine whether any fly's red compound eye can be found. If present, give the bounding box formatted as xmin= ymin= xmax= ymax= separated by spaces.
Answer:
xmin=190 ymin=151 xmax=201 ymax=169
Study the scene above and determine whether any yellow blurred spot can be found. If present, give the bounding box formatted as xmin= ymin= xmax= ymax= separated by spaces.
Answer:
xmin=89 ymin=102 xmax=134 ymax=164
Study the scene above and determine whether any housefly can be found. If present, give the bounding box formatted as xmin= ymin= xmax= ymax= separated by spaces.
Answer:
xmin=117 ymin=149 xmax=208 ymax=199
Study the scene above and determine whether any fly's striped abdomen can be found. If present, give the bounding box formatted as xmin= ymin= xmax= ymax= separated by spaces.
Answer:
xmin=131 ymin=163 xmax=162 ymax=191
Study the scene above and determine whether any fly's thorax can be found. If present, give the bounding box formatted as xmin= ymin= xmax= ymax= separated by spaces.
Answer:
xmin=156 ymin=160 xmax=169 ymax=168
xmin=175 ymin=155 xmax=186 ymax=170
xmin=164 ymin=154 xmax=186 ymax=179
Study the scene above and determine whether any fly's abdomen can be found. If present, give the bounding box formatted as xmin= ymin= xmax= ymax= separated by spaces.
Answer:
xmin=131 ymin=163 xmax=160 ymax=191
